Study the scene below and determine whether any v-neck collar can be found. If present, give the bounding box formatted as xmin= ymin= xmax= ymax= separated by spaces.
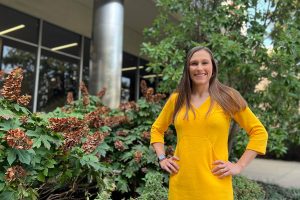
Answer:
xmin=191 ymin=96 xmax=211 ymax=110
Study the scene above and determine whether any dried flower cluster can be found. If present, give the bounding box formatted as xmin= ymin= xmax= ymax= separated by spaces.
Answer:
xmin=84 ymin=107 xmax=110 ymax=120
xmin=119 ymin=101 xmax=138 ymax=111
xmin=134 ymin=151 xmax=143 ymax=163
xmin=4 ymin=128 xmax=33 ymax=150
xmin=1 ymin=68 xmax=22 ymax=101
xmin=140 ymin=80 xmax=166 ymax=103
xmin=165 ymin=145 xmax=175 ymax=157
xmin=48 ymin=117 xmax=85 ymax=132
xmin=62 ymin=127 xmax=89 ymax=152
xmin=140 ymin=80 xmax=148 ymax=95
xmin=80 ymin=82 xmax=90 ymax=106
xmin=0 ymin=114 xmax=13 ymax=120
xmin=165 ymin=129 xmax=173 ymax=135
xmin=5 ymin=165 xmax=26 ymax=182
xmin=17 ymin=95 xmax=32 ymax=106
xmin=102 ymin=156 xmax=113 ymax=164
xmin=67 ymin=92 xmax=74 ymax=105
xmin=48 ymin=117 xmax=89 ymax=152
xmin=81 ymin=131 xmax=108 ymax=154
xmin=0 ymin=70 xmax=4 ymax=79
xmin=114 ymin=140 xmax=125 ymax=151
xmin=60 ymin=107 xmax=72 ymax=114
xmin=1 ymin=68 xmax=32 ymax=106
xmin=97 ymin=87 xmax=106 ymax=98
xmin=84 ymin=106 xmax=128 ymax=128
xmin=84 ymin=106 xmax=111 ymax=128
xmin=104 ymin=116 xmax=128 ymax=127
xmin=89 ymin=116 xmax=105 ymax=128
xmin=141 ymin=131 xmax=150 ymax=140
xmin=19 ymin=115 xmax=28 ymax=124
xmin=116 ymin=130 xmax=128 ymax=136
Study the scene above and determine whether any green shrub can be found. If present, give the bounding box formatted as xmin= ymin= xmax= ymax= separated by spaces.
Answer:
xmin=136 ymin=171 xmax=168 ymax=200
xmin=0 ymin=69 xmax=173 ymax=199
xmin=259 ymin=182 xmax=300 ymax=200
xmin=233 ymin=176 xmax=265 ymax=200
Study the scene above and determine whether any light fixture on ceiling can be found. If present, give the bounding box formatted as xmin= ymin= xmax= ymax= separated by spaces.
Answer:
xmin=142 ymin=74 xmax=163 ymax=79
xmin=0 ymin=24 xmax=25 ymax=35
xmin=51 ymin=42 xmax=78 ymax=51
xmin=122 ymin=66 xmax=144 ymax=72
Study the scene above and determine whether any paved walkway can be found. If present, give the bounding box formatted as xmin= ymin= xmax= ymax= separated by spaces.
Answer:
xmin=241 ymin=158 xmax=300 ymax=189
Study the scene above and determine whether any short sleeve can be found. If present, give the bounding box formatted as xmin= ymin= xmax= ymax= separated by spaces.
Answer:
xmin=233 ymin=106 xmax=268 ymax=155
xmin=150 ymin=93 xmax=177 ymax=144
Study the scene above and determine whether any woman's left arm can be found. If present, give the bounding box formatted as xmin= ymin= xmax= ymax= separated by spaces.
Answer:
xmin=212 ymin=149 xmax=257 ymax=178
xmin=212 ymin=106 xmax=268 ymax=178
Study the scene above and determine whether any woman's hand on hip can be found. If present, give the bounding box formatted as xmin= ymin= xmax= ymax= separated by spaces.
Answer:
xmin=160 ymin=156 xmax=180 ymax=174
xmin=212 ymin=160 xmax=242 ymax=179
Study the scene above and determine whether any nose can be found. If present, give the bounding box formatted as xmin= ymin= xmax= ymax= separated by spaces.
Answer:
xmin=195 ymin=63 xmax=204 ymax=69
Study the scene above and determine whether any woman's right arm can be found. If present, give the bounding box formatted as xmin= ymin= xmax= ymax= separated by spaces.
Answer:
xmin=152 ymin=142 xmax=179 ymax=174
xmin=150 ymin=93 xmax=179 ymax=174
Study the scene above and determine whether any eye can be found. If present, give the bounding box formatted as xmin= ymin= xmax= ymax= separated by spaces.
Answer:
xmin=190 ymin=61 xmax=198 ymax=66
xmin=202 ymin=62 xmax=209 ymax=65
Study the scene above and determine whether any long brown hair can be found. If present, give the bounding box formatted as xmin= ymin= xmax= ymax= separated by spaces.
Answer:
xmin=172 ymin=46 xmax=247 ymax=121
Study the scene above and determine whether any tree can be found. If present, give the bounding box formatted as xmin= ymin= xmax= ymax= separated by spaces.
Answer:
xmin=141 ymin=0 xmax=300 ymax=158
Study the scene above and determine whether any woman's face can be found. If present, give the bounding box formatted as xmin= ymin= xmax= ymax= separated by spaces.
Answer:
xmin=188 ymin=50 xmax=213 ymax=87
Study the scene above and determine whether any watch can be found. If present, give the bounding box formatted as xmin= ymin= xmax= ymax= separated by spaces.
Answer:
xmin=158 ymin=154 xmax=166 ymax=162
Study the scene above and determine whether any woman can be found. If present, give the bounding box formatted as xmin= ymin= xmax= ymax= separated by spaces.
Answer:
xmin=150 ymin=46 xmax=268 ymax=200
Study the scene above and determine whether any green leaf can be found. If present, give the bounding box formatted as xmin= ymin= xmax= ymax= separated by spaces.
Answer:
xmin=116 ymin=177 xmax=129 ymax=193
xmin=0 ymin=109 xmax=15 ymax=120
xmin=26 ymin=129 xmax=41 ymax=137
xmin=0 ymin=191 xmax=17 ymax=200
xmin=0 ymin=119 xmax=21 ymax=131
xmin=0 ymin=183 xmax=4 ymax=191
xmin=41 ymin=136 xmax=51 ymax=150
xmin=80 ymin=155 xmax=100 ymax=171
xmin=95 ymin=142 xmax=110 ymax=157
xmin=20 ymin=107 xmax=29 ymax=114
xmin=45 ymin=159 xmax=57 ymax=168
xmin=100 ymin=126 xmax=111 ymax=132
xmin=7 ymin=149 xmax=16 ymax=165
xmin=43 ymin=168 xmax=48 ymax=176
xmin=37 ymin=173 xmax=45 ymax=182
xmin=15 ymin=150 xmax=31 ymax=165
xmin=32 ymin=138 xmax=42 ymax=148
xmin=14 ymin=104 xmax=20 ymax=112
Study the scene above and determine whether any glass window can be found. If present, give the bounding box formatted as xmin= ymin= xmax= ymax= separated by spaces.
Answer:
xmin=0 ymin=5 xmax=39 ymax=44
xmin=37 ymin=50 xmax=79 ymax=112
xmin=139 ymin=58 xmax=157 ymax=97
xmin=122 ymin=52 xmax=138 ymax=102
xmin=0 ymin=38 xmax=37 ymax=110
xmin=42 ymin=22 xmax=81 ymax=56
xmin=0 ymin=38 xmax=3 ymax=60
xmin=83 ymin=37 xmax=90 ymax=86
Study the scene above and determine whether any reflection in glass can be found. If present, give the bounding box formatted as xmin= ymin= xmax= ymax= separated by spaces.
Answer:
xmin=0 ymin=40 xmax=36 ymax=110
xmin=42 ymin=22 xmax=81 ymax=56
xmin=83 ymin=37 xmax=90 ymax=86
xmin=139 ymin=59 xmax=157 ymax=98
xmin=122 ymin=52 xmax=138 ymax=101
xmin=0 ymin=4 xmax=39 ymax=44
xmin=38 ymin=50 xmax=79 ymax=112
xmin=121 ymin=77 xmax=131 ymax=102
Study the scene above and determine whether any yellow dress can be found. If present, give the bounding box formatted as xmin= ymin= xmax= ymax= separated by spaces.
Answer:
xmin=150 ymin=93 xmax=268 ymax=200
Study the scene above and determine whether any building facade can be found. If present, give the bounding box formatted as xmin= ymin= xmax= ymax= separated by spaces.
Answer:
xmin=0 ymin=0 xmax=159 ymax=112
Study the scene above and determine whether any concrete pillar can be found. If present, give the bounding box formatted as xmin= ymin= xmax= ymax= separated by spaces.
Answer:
xmin=90 ymin=0 xmax=124 ymax=108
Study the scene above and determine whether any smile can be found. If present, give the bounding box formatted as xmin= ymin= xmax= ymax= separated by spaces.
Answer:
xmin=194 ymin=73 xmax=207 ymax=77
